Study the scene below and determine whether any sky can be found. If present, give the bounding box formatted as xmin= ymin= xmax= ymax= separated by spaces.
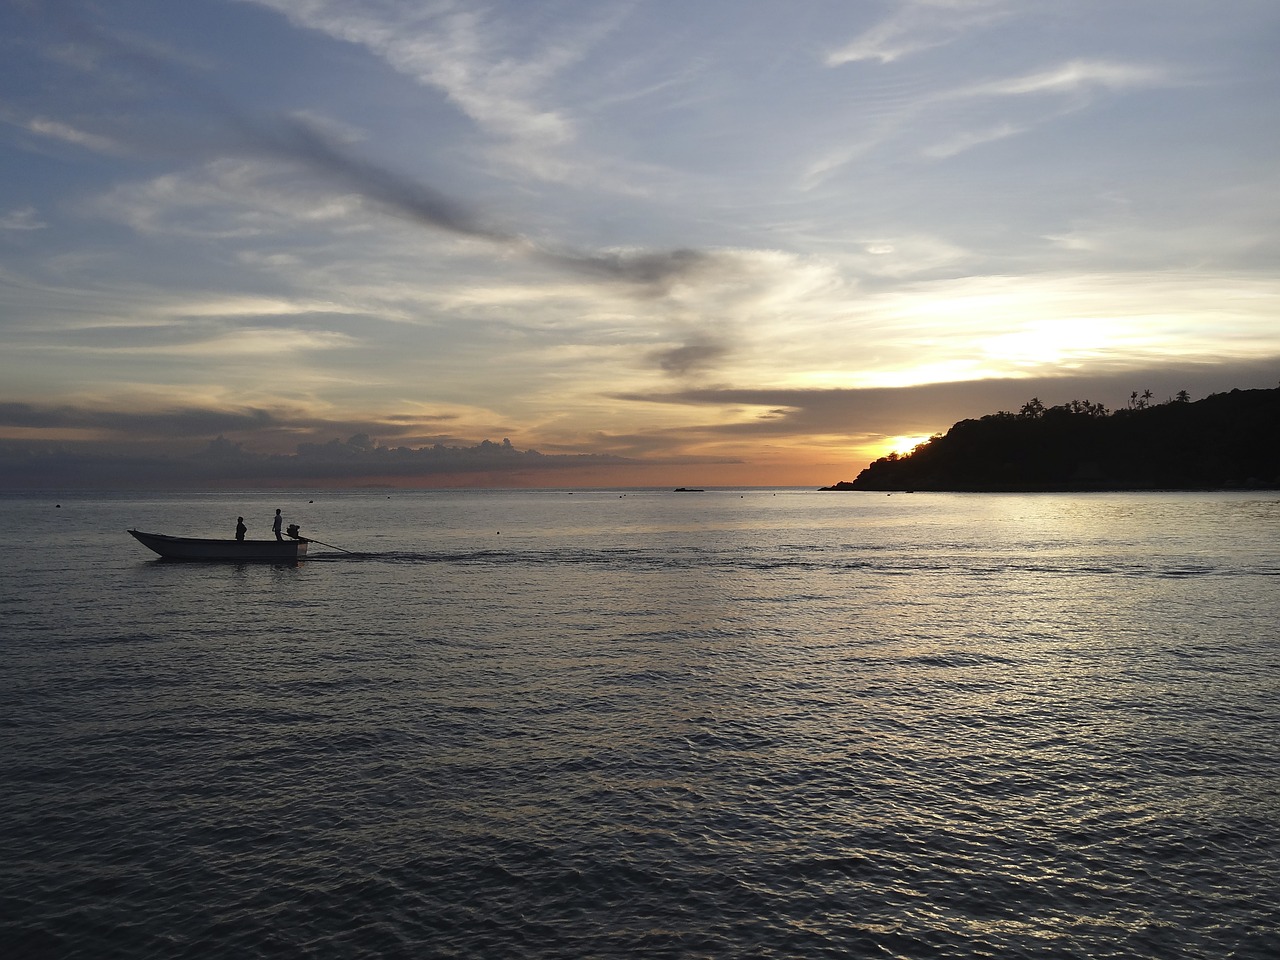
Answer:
xmin=2 ymin=0 xmax=1278 ymax=489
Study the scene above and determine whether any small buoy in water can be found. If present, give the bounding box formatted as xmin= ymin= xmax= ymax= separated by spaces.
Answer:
xmin=56 ymin=504 xmax=61 ymax=508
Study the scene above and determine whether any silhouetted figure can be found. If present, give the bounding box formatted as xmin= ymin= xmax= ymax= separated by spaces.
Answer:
xmin=272 ymin=508 xmax=283 ymax=541
xmin=235 ymin=517 xmax=247 ymax=541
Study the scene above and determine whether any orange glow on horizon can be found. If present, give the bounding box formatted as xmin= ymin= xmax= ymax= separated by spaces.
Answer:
xmin=238 ymin=456 xmax=869 ymax=490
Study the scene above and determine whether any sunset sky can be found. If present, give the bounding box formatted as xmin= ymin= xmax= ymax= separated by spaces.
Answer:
xmin=2 ymin=0 xmax=1278 ymax=488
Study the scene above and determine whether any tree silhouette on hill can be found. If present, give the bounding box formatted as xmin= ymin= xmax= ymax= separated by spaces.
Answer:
xmin=823 ymin=386 xmax=1280 ymax=491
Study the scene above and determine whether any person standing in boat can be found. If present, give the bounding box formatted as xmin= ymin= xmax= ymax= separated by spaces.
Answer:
xmin=235 ymin=517 xmax=247 ymax=541
xmin=272 ymin=508 xmax=284 ymax=541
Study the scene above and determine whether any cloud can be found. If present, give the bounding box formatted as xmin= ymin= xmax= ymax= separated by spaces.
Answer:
xmin=612 ymin=356 xmax=1280 ymax=445
xmin=233 ymin=0 xmax=692 ymax=197
xmin=25 ymin=116 xmax=122 ymax=154
xmin=240 ymin=0 xmax=584 ymax=148
xmin=56 ymin=11 xmax=716 ymax=296
xmin=826 ymin=0 xmax=1009 ymax=66
xmin=233 ymin=114 xmax=510 ymax=242
xmin=0 ymin=397 xmax=468 ymax=453
xmin=920 ymin=121 xmax=1024 ymax=159
xmin=0 ymin=406 xmax=635 ymax=488
xmin=806 ymin=53 xmax=1178 ymax=182
xmin=534 ymin=245 xmax=715 ymax=291
xmin=0 ymin=400 xmax=286 ymax=437
xmin=87 ymin=110 xmax=714 ymax=293
xmin=2 ymin=357 xmax=1276 ymax=489
xmin=23 ymin=6 xmax=822 ymax=301
xmin=86 ymin=325 xmax=356 ymax=359
xmin=212 ymin=108 xmax=720 ymax=293
xmin=953 ymin=59 xmax=1172 ymax=100
xmin=24 ymin=8 xmax=504 ymax=237
xmin=652 ymin=335 xmax=732 ymax=377
xmin=1 ymin=97 xmax=119 ymax=160
xmin=0 ymin=207 xmax=47 ymax=231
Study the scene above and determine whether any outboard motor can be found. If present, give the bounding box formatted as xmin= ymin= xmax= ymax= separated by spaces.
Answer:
xmin=286 ymin=523 xmax=302 ymax=540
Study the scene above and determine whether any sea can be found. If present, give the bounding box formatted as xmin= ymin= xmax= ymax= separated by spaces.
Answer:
xmin=2 ymin=488 xmax=1278 ymax=959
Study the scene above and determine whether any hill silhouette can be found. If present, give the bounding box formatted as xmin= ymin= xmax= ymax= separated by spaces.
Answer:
xmin=824 ymin=386 xmax=1280 ymax=492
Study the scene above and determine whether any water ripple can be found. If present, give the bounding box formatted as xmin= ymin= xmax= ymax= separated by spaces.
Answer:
xmin=2 ymin=490 xmax=1278 ymax=958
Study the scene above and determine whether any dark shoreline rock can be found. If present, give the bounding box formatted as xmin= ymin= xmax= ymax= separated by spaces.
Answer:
xmin=821 ymin=386 xmax=1280 ymax=493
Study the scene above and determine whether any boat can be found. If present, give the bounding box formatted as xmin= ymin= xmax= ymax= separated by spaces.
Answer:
xmin=128 ymin=529 xmax=308 ymax=562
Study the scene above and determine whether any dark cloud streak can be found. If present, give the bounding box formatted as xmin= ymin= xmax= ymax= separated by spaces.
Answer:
xmin=652 ymin=335 xmax=732 ymax=376
xmin=37 ymin=4 xmax=714 ymax=293
xmin=240 ymin=115 xmax=511 ymax=243
xmin=534 ymin=247 xmax=712 ymax=292
xmin=614 ymin=359 xmax=1280 ymax=441
xmin=0 ymin=401 xmax=280 ymax=435
xmin=0 ymin=433 xmax=633 ymax=489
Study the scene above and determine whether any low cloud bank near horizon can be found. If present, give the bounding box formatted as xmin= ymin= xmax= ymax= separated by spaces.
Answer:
xmin=617 ymin=360 xmax=1280 ymax=444
xmin=0 ymin=434 xmax=636 ymax=490
xmin=2 ymin=361 xmax=1274 ymax=489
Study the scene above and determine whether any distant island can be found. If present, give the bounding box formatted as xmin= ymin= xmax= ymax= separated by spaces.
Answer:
xmin=823 ymin=386 xmax=1280 ymax=492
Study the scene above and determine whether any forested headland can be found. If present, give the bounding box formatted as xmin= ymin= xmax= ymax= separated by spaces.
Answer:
xmin=824 ymin=386 xmax=1280 ymax=492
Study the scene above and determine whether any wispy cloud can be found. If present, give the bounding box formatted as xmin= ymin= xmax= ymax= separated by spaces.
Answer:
xmin=0 ymin=206 xmax=47 ymax=231
xmin=39 ymin=8 xmax=718 ymax=295
xmin=826 ymin=0 xmax=1009 ymax=66
xmin=26 ymin=116 xmax=123 ymax=153
xmin=45 ymin=324 xmax=356 ymax=359
xmin=239 ymin=1 xmax=622 ymax=150
xmin=1 ymin=96 xmax=122 ymax=156
xmin=806 ymin=55 xmax=1177 ymax=183
xmin=233 ymin=0 xmax=678 ymax=194
xmin=953 ymin=59 xmax=1172 ymax=100
xmin=919 ymin=122 xmax=1023 ymax=159
xmin=77 ymin=83 xmax=714 ymax=295
xmin=921 ymin=59 xmax=1176 ymax=160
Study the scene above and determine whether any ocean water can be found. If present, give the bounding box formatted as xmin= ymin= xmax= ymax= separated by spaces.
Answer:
xmin=2 ymin=489 xmax=1278 ymax=959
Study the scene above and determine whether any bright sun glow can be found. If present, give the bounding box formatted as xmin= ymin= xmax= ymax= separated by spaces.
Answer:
xmin=980 ymin=317 xmax=1116 ymax=365
xmin=884 ymin=435 xmax=931 ymax=457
